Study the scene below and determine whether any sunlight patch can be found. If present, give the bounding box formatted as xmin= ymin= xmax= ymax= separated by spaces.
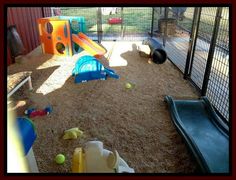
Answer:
xmin=36 ymin=63 xmax=74 ymax=95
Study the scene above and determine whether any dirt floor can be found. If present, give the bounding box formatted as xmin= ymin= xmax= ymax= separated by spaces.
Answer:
xmin=8 ymin=41 xmax=200 ymax=173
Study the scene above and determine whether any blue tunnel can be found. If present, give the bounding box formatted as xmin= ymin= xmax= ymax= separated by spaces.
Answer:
xmin=72 ymin=55 xmax=119 ymax=84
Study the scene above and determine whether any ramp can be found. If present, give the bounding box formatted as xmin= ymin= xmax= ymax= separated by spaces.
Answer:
xmin=72 ymin=32 xmax=106 ymax=57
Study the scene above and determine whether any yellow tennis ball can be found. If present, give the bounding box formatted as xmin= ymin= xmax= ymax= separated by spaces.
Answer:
xmin=55 ymin=154 xmax=65 ymax=164
xmin=125 ymin=83 xmax=132 ymax=89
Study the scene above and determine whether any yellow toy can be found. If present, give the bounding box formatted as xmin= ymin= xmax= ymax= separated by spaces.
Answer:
xmin=125 ymin=82 xmax=132 ymax=89
xmin=63 ymin=127 xmax=83 ymax=140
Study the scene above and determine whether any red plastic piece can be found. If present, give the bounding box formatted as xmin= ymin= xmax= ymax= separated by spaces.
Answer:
xmin=29 ymin=110 xmax=48 ymax=118
xmin=108 ymin=18 xmax=122 ymax=24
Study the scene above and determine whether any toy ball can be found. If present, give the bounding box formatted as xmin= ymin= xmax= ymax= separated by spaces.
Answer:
xmin=55 ymin=154 xmax=65 ymax=164
xmin=125 ymin=83 xmax=132 ymax=89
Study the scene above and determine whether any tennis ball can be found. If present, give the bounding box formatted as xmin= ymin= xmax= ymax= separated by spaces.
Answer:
xmin=55 ymin=154 xmax=65 ymax=164
xmin=125 ymin=83 xmax=132 ymax=89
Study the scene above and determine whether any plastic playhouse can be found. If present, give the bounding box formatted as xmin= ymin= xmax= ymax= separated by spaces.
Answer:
xmin=37 ymin=16 xmax=106 ymax=57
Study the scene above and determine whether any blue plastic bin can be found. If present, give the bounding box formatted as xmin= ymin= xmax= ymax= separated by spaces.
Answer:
xmin=16 ymin=117 xmax=37 ymax=155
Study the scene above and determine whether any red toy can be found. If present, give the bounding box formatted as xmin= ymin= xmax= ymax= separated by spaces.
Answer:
xmin=25 ymin=106 xmax=52 ymax=118
xmin=108 ymin=18 xmax=122 ymax=24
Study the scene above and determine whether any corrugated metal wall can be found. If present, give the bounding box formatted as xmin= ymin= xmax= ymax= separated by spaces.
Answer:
xmin=7 ymin=7 xmax=51 ymax=65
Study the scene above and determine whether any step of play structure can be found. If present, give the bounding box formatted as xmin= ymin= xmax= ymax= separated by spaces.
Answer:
xmin=72 ymin=55 xmax=119 ymax=84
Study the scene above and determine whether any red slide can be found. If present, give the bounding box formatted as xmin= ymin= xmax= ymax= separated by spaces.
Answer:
xmin=72 ymin=32 xmax=106 ymax=57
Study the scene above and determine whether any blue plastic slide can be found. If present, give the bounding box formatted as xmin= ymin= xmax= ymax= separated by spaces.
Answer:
xmin=164 ymin=96 xmax=229 ymax=173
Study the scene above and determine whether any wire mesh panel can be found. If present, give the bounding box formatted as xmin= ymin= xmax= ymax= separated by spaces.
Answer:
xmin=60 ymin=7 xmax=153 ymax=41
xmin=102 ymin=7 xmax=153 ymax=41
xmin=164 ymin=7 xmax=194 ymax=72
xmin=60 ymin=7 xmax=98 ymax=40
xmin=122 ymin=7 xmax=152 ymax=41
xmin=190 ymin=8 xmax=217 ymax=88
xmin=152 ymin=7 xmax=164 ymax=41
xmin=206 ymin=7 xmax=229 ymax=120
xmin=101 ymin=7 xmax=123 ymax=40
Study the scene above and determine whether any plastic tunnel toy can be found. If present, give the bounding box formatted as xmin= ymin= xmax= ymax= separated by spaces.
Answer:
xmin=164 ymin=96 xmax=229 ymax=173
xmin=143 ymin=38 xmax=167 ymax=64
xmin=72 ymin=55 xmax=119 ymax=84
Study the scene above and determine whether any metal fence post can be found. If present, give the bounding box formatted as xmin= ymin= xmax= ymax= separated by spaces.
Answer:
xmin=42 ymin=7 xmax=45 ymax=17
xmin=97 ymin=7 xmax=102 ymax=43
xmin=121 ymin=7 xmax=124 ymax=38
xmin=184 ymin=7 xmax=201 ymax=79
xmin=151 ymin=7 xmax=154 ymax=37
xmin=163 ymin=7 xmax=168 ymax=47
xmin=201 ymin=7 xmax=223 ymax=96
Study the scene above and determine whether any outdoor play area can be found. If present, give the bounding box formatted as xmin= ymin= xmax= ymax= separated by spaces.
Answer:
xmin=7 ymin=7 xmax=230 ymax=173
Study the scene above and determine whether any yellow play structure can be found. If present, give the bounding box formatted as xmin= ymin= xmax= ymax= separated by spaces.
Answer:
xmin=72 ymin=141 xmax=134 ymax=173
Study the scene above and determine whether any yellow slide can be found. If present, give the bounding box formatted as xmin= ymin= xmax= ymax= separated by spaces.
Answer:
xmin=72 ymin=32 xmax=106 ymax=57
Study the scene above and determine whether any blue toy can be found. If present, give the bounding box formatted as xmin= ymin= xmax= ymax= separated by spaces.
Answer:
xmin=72 ymin=55 xmax=119 ymax=84
xmin=16 ymin=117 xmax=37 ymax=155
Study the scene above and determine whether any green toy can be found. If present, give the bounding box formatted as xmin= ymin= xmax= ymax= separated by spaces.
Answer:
xmin=55 ymin=154 xmax=65 ymax=164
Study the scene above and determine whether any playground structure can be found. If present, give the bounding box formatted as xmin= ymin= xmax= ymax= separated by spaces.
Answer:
xmin=72 ymin=141 xmax=134 ymax=173
xmin=37 ymin=16 xmax=106 ymax=57
xmin=38 ymin=16 xmax=118 ymax=84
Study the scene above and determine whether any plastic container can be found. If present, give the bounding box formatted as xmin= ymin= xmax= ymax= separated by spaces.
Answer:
xmin=108 ymin=18 xmax=122 ymax=24
xmin=16 ymin=117 xmax=37 ymax=155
